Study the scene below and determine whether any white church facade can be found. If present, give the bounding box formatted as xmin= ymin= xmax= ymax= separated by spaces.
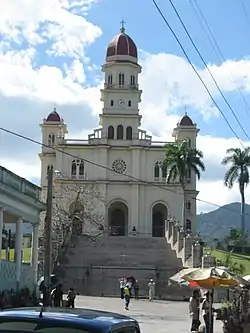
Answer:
xmin=39 ymin=27 xmax=199 ymax=237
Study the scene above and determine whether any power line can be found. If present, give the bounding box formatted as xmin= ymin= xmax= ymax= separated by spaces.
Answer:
xmin=240 ymin=0 xmax=250 ymax=30
xmin=151 ymin=0 xmax=246 ymax=146
xmin=190 ymin=0 xmax=250 ymax=121
xmin=0 ymin=126 xmax=248 ymax=217
xmin=167 ymin=0 xmax=250 ymax=141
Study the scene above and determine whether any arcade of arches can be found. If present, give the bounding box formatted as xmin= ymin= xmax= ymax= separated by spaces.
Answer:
xmin=152 ymin=203 xmax=167 ymax=237
xmin=107 ymin=201 xmax=167 ymax=237
xmin=108 ymin=201 xmax=128 ymax=236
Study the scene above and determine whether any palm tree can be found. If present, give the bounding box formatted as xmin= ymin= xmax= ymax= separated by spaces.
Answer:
xmin=222 ymin=147 xmax=250 ymax=254
xmin=162 ymin=139 xmax=205 ymax=231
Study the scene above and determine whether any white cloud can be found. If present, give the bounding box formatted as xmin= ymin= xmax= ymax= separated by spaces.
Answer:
xmin=0 ymin=0 xmax=101 ymax=57
xmin=1 ymin=7 xmax=250 ymax=215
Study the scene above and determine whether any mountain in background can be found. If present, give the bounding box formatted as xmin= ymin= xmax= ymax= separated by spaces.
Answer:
xmin=197 ymin=202 xmax=250 ymax=244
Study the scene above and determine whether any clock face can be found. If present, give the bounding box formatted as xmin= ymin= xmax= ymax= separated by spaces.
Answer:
xmin=118 ymin=99 xmax=125 ymax=106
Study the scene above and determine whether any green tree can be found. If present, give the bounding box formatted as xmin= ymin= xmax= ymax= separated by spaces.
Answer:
xmin=162 ymin=139 xmax=205 ymax=230
xmin=223 ymin=251 xmax=245 ymax=276
xmin=222 ymin=147 xmax=250 ymax=254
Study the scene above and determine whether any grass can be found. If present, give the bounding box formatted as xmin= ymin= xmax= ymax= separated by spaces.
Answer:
xmin=1 ymin=248 xmax=31 ymax=262
xmin=212 ymin=249 xmax=250 ymax=275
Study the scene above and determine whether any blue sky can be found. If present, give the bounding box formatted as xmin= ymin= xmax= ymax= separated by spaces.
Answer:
xmin=85 ymin=0 xmax=250 ymax=139
xmin=1 ymin=0 xmax=250 ymax=212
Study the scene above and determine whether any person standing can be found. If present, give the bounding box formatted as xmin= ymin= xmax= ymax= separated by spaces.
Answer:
xmin=133 ymin=280 xmax=139 ymax=300
xmin=124 ymin=283 xmax=131 ymax=310
xmin=51 ymin=284 xmax=63 ymax=307
xmin=119 ymin=277 xmax=126 ymax=299
xmin=66 ymin=287 xmax=76 ymax=308
xmin=189 ymin=289 xmax=201 ymax=332
xmin=126 ymin=278 xmax=133 ymax=297
xmin=201 ymin=291 xmax=213 ymax=333
xmin=148 ymin=279 xmax=155 ymax=302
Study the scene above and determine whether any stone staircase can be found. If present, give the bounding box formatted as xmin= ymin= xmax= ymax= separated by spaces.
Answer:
xmin=55 ymin=235 xmax=183 ymax=298
xmin=54 ymin=218 xmax=211 ymax=299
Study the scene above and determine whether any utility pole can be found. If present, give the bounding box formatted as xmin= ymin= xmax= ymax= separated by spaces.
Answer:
xmin=43 ymin=165 xmax=53 ymax=306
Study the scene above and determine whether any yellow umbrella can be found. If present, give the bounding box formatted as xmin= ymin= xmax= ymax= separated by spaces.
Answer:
xmin=182 ymin=267 xmax=248 ymax=289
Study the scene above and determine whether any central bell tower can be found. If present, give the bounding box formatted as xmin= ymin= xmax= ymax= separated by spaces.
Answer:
xmin=100 ymin=25 xmax=142 ymax=141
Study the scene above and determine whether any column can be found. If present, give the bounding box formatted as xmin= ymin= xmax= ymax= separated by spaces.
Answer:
xmin=0 ymin=208 xmax=4 ymax=264
xmin=31 ymin=223 xmax=39 ymax=285
xmin=15 ymin=217 xmax=23 ymax=289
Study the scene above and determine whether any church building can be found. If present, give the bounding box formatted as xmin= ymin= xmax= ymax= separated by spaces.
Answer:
xmin=39 ymin=26 xmax=199 ymax=236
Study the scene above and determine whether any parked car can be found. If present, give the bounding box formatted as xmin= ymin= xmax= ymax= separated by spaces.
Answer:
xmin=0 ymin=307 xmax=141 ymax=333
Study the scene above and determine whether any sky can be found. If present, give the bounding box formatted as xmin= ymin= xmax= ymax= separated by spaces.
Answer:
xmin=1 ymin=0 xmax=250 ymax=214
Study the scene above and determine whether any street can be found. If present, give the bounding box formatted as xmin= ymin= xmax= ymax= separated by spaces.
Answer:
xmin=75 ymin=296 xmax=222 ymax=332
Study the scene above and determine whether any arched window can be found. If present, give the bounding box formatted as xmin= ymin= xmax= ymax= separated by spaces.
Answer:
xmin=110 ymin=100 xmax=114 ymax=106
xmin=79 ymin=161 xmax=84 ymax=177
xmin=186 ymin=137 xmax=192 ymax=147
xmin=71 ymin=160 xmax=77 ymax=177
xmin=130 ymin=75 xmax=135 ymax=85
xmin=154 ymin=162 xmax=160 ymax=178
xmin=128 ymin=100 xmax=131 ymax=107
xmin=117 ymin=125 xmax=124 ymax=139
xmin=108 ymin=126 xmax=114 ymax=139
xmin=48 ymin=134 xmax=55 ymax=146
xmin=108 ymin=74 xmax=112 ymax=85
xmin=71 ymin=159 xmax=84 ymax=179
xmin=118 ymin=73 xmax=125 ymax=86
xmin=126 ymin=126 xmax=132 ymax=140
xmin=186 ymin=219 xmax=191 ymax=231
xmin=47 ymin=164 xmax=53 ymax=174
xmin=162 ymin=165 xmax=167 ymax=178
xmin=186 ymin=201 xmax=191 ymax=210
xmin=186 ymin=168 xmax=191 ymax=182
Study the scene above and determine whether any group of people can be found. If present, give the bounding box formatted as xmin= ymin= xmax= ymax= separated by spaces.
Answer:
xmin=189 ymin=289 xmax=214 ymax=333
xmin=119 ymin=277 xmax=156 ymax=310
xmin=50 ymin=284 xmax=76 ymax=308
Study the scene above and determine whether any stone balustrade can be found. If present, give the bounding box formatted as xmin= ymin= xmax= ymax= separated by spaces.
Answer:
xmin=165 ymin=218 xmax=213 ymax=268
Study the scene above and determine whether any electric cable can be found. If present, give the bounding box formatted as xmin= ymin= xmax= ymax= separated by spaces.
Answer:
xmin=151 ymin=0 xmax=247 ymax=146
xmin=167 ymin=0 xmax=250 ymax=141
xmin=191 ymin=0 xmax=250 ymax=121
xmin=0 ymin=125 xmax=249 ymax=217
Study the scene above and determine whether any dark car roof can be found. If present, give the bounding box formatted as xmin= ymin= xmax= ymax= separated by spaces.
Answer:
xmin=0 ymin=307 xmax=138 ymax=331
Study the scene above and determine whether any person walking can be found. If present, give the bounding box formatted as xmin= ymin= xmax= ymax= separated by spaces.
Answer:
xmin=124 ymin=283 xmax=131 ymax=310
xmin=133 ymin=280 xmax=139 ymax=300
xmin=119 ymin=277 xmax=126 ymax=299
xmin=189 ymin=289 xmax=201 ymax=332
xmin=66 ymin=287 xmax=76 ymax=308
xmin=148 ymin=279 xmax=155 ymax=302
xmin=201 ymin=291 xmax=214 ymax=333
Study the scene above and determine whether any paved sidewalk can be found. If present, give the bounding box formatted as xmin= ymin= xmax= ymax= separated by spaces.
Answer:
xmin=75 ymin=296 xmax=222 ymax=333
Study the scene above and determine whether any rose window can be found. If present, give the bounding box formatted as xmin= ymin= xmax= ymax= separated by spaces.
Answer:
xmin=112 ymin=159 xmax=127 ymax=174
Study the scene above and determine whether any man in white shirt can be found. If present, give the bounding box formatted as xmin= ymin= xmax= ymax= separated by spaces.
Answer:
xmin=119 ymin=277 xmax=126 ymax=299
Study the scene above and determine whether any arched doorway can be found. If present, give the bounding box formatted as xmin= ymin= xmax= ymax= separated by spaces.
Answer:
xmin=108 ymin=201 xmax=128 ymax=236
xmin=152 ymin=203 xmax=167 ymax=237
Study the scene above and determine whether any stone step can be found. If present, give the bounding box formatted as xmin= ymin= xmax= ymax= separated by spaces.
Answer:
xmin=57 ymin=235 xmax=183 ymax=296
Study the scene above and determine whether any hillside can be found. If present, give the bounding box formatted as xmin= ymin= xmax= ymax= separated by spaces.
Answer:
xmin=197 ymin=202 xmax=250 ymax=243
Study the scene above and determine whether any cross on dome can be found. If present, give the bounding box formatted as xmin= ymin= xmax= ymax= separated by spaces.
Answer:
xmin=120 ymin=20 xmax=126 ymax=33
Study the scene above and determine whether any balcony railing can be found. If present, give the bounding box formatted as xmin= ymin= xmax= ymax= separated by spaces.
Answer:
xmin=104 ymin=83 xmax=139 ymax=90
xmin=0 ymin=166 xmax=40 ymax=200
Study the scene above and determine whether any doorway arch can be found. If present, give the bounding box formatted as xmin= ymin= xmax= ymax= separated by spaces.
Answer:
xmin=108 ymin=201 xmax=128 ymax=236
xmin=152 ymin=203 xmax=167 ymax=237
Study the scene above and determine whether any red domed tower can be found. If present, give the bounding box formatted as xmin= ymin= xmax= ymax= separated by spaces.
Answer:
xmin=100 ymin=24 xmax=142 ymax=142
xmin=106 ymin=24 xmax=138 ymax=64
